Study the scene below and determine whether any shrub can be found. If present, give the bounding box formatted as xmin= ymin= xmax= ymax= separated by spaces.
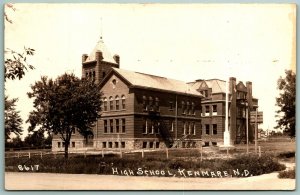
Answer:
xmin=278 ymin=168 xmax=296 ymax=179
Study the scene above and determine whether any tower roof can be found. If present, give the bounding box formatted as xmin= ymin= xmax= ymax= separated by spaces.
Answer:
xmin=84 ymin=38 xmax=117 ymax=64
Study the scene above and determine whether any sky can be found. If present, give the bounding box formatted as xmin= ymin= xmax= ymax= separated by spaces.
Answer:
xmin=4 ymin=3 xmax=296 ymax=139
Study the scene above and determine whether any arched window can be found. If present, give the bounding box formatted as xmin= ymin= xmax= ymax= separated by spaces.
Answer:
xmin=109 ymin=96 xmax=114 ymax=110
xmin=121 ymin=95 xmax=126 ymax=109
xmin=115 ymin=95 xmax=119 ymax=110
xmin=103 ymin=97 xmax=108 ymax=111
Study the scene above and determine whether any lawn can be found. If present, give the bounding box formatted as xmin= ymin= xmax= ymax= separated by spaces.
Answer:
xmin=5 ymin=140 xmax=294 ymax=177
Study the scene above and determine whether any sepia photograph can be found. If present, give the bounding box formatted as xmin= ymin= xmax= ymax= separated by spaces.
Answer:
xmin=3 ymin=3 xmax=296 ymax=190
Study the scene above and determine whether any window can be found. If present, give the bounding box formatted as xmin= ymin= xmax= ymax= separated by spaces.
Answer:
xmin=193 ymin=123 xmax=196 ymax=135
xmin=212 ymin=105 xmax=217 ymax=115
xmin=191 ymin=102 xmax=195 ymax=115
xmin=103 ymin=98 xmax=107 ymax=111
xmin=72 ymin=142 xmax=75 ymax=148
xmin=58 ymin=142 xmax=61 ymax=148
xmin=109 ymin=96 xmax=114 ymax=110
xmin=103 ymin=142 xmax=107 ymax=148
xmin=186 ymin=101 xmax=190 ymax=115
xmin=182 ymin=101 xmax=185 ymax=114
xmin=142 ymin=96 xmax=147 ymax=111
xmin=188 ymin=122 xmax=192 ymax=135
xmin=156 ymin=142 xmax=160 ymax=149
xmin=122 ymin=118 xmax=126 ymax=133
xmin=143 ymin=119 xmax=148 ymax=134
xmin=149 ymin=96 xmax=153 ymax=111
xmin=150 ymin=121 xmax=154 ymax=134
xmin=62 ymin=142 xmax=65 ymax=147
xmin=104 ymin=120 xmax=108 ymax=133
xmin=204 ymin=142 xmax=209 ymax=147
xmin=115 ymin=142 xmax=119 ymax=148
xmin=116 ymin=119 xmax=119 ymax=133
xmin=202 ymin=90 xmax=208 ymax=98
xmin=205 ymin=106 xmax=210 ymax=116
xmin=212 ymin=142 xmax=217 ymax=146
xmin=183 ymin=121 xmax=186 ymax=135
xmin=149 ymin=142 xmax=154 ymax=148
xmin=92 ymin=71 xmax=95 ymax=81
xmin=108 ymin=142 xmax=112 ymax=148
xmin=110 ymin=119 xmax=114 ymax=133
xmin=169 ymin=101 xmax=174 ymax=110
xmin=102 ymin=72 xmax=106 ymax=78
xmin=155 ymin=122 xmax=160 ymax=134
xmin=121 ymin=142 xmax=125 ymax=148
xmin=155 ymin=97 xmax=159 ymax=111
xmin=143 ymin=142 xmax=147 ymax=148
xmin=205 ymin=124 xmax=210 ymax=135
xmin=170 ymin=120 xmax=174 ymax=132
xmin=112 ymin=79 xmax=117 ymax=89
xmin=121 ymin=95 xmax=126 ymax=109
xmin=213 ymin=124 xmax=217 ymax=135
xmin=115 ymin=96 xmax=119 ymax=110
xmin=85 ymin=72 xmax=88 ymax=78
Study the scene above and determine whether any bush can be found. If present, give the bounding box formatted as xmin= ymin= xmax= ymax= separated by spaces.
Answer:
xmin=278 ymin=168 xmax=296 ymax=179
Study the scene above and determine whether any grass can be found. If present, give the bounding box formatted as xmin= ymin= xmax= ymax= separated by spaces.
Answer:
xmin=5 ymin=152 xmax=286 ymax=177
xmin=5 ymin=140 xmax=294 ymax=177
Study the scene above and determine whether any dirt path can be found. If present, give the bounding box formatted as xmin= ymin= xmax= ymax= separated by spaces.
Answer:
xmin=5 ymin=171 xmax=295 ymax=190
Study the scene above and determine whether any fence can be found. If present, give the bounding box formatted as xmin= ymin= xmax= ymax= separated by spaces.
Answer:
xmin=5 ymin=145 xmax=267 ymax=161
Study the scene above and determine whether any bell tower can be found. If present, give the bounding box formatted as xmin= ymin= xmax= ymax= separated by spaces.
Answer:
xmin=82 ymin=37 xmax=120 ymax=84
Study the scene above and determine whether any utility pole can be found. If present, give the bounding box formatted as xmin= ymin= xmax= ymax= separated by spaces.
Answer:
xmin=255 ymin=108 xmax=258 ymax=154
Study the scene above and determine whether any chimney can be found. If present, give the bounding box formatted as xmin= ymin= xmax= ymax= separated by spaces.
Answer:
xmin=82 ymin=54 xmax=88 ymax=63
xmin=95 ymin=51 xmax=104 ymax=62
xmin=113 ymin=54 xmax=120 ymax=65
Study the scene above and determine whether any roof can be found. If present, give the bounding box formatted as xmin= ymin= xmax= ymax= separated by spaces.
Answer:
xmin=111 ymin=68 xmax=202 ymax=96
xmin=205 ymin=79 xmax=227 ymax=93
xmin=189 ymin=79 xmax=228 ymax=94
xmin=84 ymin=38 xmax=117 ymax=64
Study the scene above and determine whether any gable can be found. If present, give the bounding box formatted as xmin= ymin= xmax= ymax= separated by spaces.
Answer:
xmin=236 ymin=82 xmax=247 ymax=92
xmin=199 ymin=81 xmax=208 ymax=89
xmin=100 ymin=72 xmax=131 ymax=97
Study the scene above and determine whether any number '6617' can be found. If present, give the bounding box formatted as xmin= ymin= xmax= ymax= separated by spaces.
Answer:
xmin=18 ymin=165 xmax=39 ymax=171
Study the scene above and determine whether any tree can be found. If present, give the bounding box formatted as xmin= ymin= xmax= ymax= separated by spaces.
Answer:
xmin=4 ymin=3 xmax=35 ymax=144
xmin=24 ymin=131 xmax=46 ymax=148
xmin=27 ymin=73 xmax=102 ymax=158
xmin=275 ymin=69 xmax=296 ymax=137
xmin=4 ymin=3 xmax=35 ymax=81
xmin=5 ymin=96 xmax=23 ymax=141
